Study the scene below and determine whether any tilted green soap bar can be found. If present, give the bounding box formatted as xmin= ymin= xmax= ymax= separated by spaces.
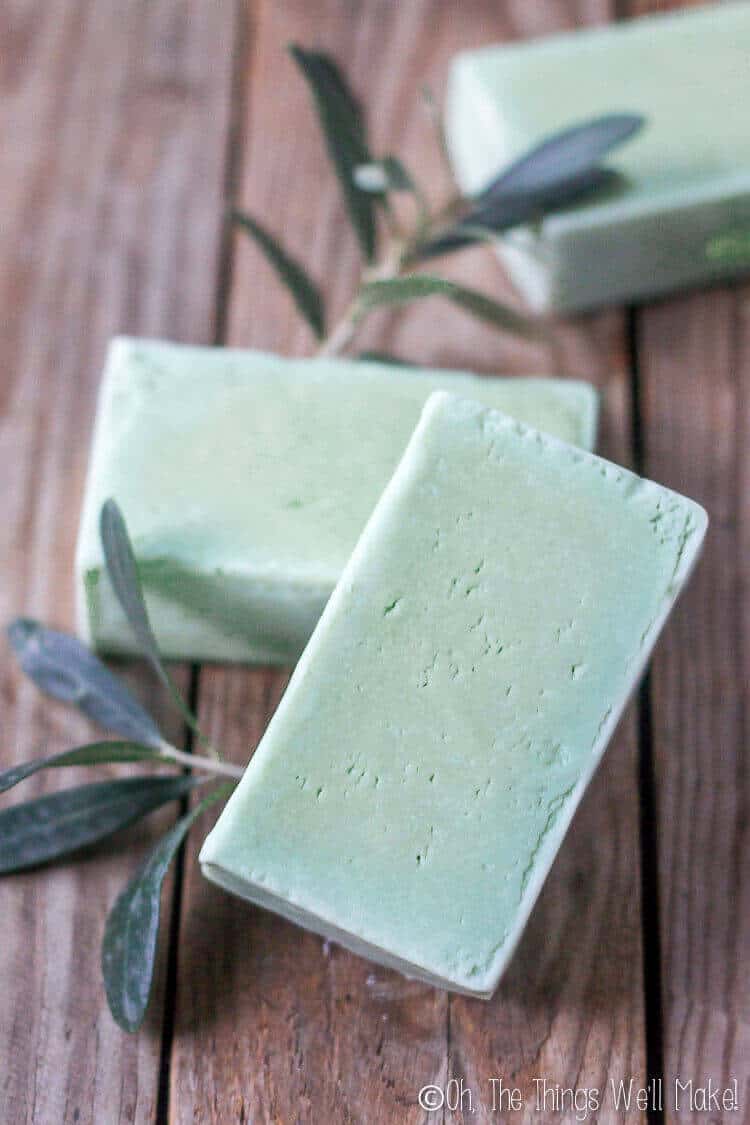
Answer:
xmin=445 ymin=3 xmax=750 ymax=312
xmin=200 ymin=392 xmax=707 ymax=996
xmin=75 ymin=337 xmax=598 ymax=664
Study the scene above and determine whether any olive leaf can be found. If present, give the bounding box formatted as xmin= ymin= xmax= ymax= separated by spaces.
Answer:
xmin=99 ymin=500 xmax=209 ymax=748
xmin=99 ymin=500 xmax=166 ymax=679
xmin=356 ymin=275 xmax=542 ymax=340
xmin=232 ymin=211 xmax=325 ymax=339
xmin=420 ymin=85 xmax=452 ymax=166
xmin=0 ymin=775 xmax=200 ymax=874
xmin=7 ymin=618 xmax=163 ymax=749
xmin=0 ymin=742 xmax=167 ymax=796
xmin=290 ymin=45 xmax=379 ymax=262
xmin=356 ymin=351 xmax=412 ymax=366
xmin=414 ymin=114 xmax=642 ymax=261
xmin=476 ymin=113 xmax=643 ymax=204
xmin=416 ymin=168 xmax=621 ymax=260
xmin=102 ymin=784 xmax=231 ymax=1032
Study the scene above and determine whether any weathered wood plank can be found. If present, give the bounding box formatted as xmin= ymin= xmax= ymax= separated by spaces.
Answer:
xmin=0 ymin=2 xmax=237 ymax=1122
xmin=171 ymin=1 xmax=646 ymax=1121
xmin=632 ymin=289 xmax=750 ymax=1115
xmin=622 ymin=1 xmax=750 ymax=1118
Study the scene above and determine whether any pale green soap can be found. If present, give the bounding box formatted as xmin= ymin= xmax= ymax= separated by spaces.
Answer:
xmin=445 ymin=3 xmax=750 ymax=312
xmin=200 ymin=392 xmax=707 ymax=996
xmin=76 ymin=337 xmax=598 ymax=664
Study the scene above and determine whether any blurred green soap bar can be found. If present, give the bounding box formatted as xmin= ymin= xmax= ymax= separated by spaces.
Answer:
xmin=200 ymin=392 xmax=706 ymax=996
xmin=445 ymin=4 xmax=750 ymax=312
xmin=76 ymin=337 xmax=598 ymax=664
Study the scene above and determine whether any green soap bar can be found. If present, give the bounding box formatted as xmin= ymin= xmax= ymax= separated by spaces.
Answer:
xmin=75 ymin=337 xmax=598 ymax=665
xmin=200 ymin=392 xmax=707 ymax=996
xmin=445 ymin=4 xmax=750 ymax=312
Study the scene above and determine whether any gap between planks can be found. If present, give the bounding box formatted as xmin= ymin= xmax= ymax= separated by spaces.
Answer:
xmin=627 ymin=305 xmax=667 ymax=1124
xmin=154 ymin=2 xmax=251 ymax=1123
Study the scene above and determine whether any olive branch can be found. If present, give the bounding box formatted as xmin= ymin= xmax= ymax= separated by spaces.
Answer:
xmin=235 ymin=45 xmax=643 ymax=358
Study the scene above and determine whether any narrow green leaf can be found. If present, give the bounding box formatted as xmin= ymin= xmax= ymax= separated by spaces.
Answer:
xmin=289 ymin=45 xmax=378 ymax=261
xmin=477 ymin=113 xmax=644 ymax=204
xmin=102 ymin=785 xmax=231 ymax=1032
xmin=0 ymin=742 xmax=168 ymax=795
xmin=7 ymin=618 xmax=163 ymax=749
xmin=232 ymin=211 xmax=325 ymax=338
xmin=356 ymin=351 xmax=412 ymax=367
xmin=415 ymin=168 xmax=623 ymax=261
xmin=99 ymin=501 xmax=165 ymax=679
xmin=413 ymin=115 xmax=642 ymax=263
xmin=381 ymin=156 xmax=416 ymax=193
xmin=356 ymin=275 xmax=542 ymax=340
xmin=99 ymin=501 xmax=207 ymax=746
xmin=414 ymin=221 xmax=500 ymax=260
xmin=0 ymin=775 xmax=200 ymax=874
xmin=420 ymin=85 xmax=452 ymax=168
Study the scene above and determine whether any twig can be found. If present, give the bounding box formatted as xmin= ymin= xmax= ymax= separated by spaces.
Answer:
xmin=158 ymin=740 xmax=244 ymax=780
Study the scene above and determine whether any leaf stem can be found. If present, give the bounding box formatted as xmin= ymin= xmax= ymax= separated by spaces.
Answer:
xmin=429 ymin=193 xmax=464 ymax=228
xmin=158 ymin=741 xmax=244 ymax=780
xmin=316 ymin=299 xmax=363 ymax=357
xmin=420 ymin=85 xmax=456 ymax=184
xmin=316 ymin=240 xmax=410 ymax=357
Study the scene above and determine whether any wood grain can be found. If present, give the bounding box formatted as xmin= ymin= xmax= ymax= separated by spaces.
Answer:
xmin=8 ymin=0 xmax=741 ymax=1119
xmin=169 ymin=2 xmax=647 ymax=1121
xmin=0 ymin=1 xmax=236 ymax=1121
xmin=632 ymin=288 xmax=750 ymax=1116
xmin=621 ymin=2 xmax=750 ymax=1119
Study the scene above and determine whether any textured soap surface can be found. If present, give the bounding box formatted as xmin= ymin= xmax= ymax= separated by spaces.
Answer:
xmin=200 ymin=392 xmax=707 ymax=996
xmin=76 ymin=337 xmax=598 ymax=664
xmin=446 ymin=4 xmax=750 ymax=311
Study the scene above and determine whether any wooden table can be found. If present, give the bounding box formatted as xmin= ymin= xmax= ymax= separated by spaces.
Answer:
xmin=1 ymin=1 xmax=746 ymax=1121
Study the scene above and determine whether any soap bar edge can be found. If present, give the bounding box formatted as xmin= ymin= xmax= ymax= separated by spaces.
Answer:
xmin=199 ymin=391 xmax=707 ymax=996
xmin=75 ymin=338 xmax=600 ymax=660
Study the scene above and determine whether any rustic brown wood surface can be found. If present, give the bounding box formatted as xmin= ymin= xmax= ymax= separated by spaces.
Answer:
xmin=0 ymin=0 xmax=745 ymax=1123
xmin=0 ymin=1 xmax=236 ymax=1122
xmin=626 ymin=2 xmax=750 ymax=1117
